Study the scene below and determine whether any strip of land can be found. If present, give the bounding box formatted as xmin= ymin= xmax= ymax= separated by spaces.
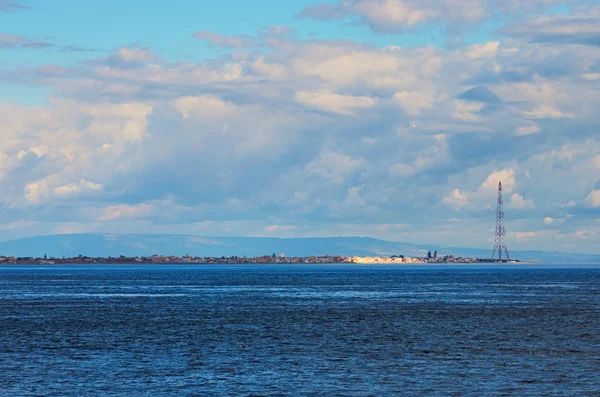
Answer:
xmin=0 ymin=254 xmax=513 ymax=265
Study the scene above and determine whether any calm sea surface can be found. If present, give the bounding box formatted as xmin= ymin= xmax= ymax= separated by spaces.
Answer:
xmin=1 ymin=264 xmax=599 ymax=396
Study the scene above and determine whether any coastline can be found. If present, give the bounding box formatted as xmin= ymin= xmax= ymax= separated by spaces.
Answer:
xmin=0 ymin=253 xmax=527 ymax=266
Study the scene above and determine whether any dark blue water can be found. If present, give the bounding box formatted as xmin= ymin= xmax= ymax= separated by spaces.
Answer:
xmin=1 ymin=264 xmax=599 ymax=396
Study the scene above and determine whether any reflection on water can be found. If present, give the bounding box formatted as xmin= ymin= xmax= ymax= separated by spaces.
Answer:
xmin=1 ymin=264 xmax=599 ymax=396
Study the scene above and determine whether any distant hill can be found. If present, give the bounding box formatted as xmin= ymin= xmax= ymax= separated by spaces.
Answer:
xmin=0 ymin=234 xmax=599 ymax=264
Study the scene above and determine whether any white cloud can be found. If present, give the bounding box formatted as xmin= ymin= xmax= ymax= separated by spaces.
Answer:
xmin=443 ymin=189 xmax=469 ymax=211
xmin=444 ymin=169 xmax=529 ymax=212
xmin=98 ymin=203 xmax=156 ymax=221
xmin=581 ymin=73 xmax=600 ymax=81
xmin=172 ymin=95 xmax=237 ymax=119
xmin=298 ymin=0 xmax=501 ymax=33
xmin=390 ymin=134 xmax=449 ymax=177
xmin=502 ymin=8 xmax=600 ymax=46
xmin=480 ymin=169 xmax=516 ymax=193
xmin=394 ymin=91 xmax=437 ymax=115
xmin=543 ymin=217 xmax=555 ymax=225
xmin=0 ymin=220 xmax=38 ymax=231
xmin=508 ymin=193 xmax=536 ymax=211
xmin=264 ymin=225 xmax=297 ymax=233
xmin=293 ymin=51 xmax=401 ymax=86
xmin=511 ymin=231 xmax=539 ymax=242
xmin=295 ymin=90 xmax=375 ymax=115
xmin=349 ymin=0 xmax=437 ymax=31
xmin=25 ymin=177 xmax=102 ymax=204
xmin=116 ymin=48 xmax=155 ymax=64
xmin=305 ymin=148 xmax=367 ymax=183
xmin=389 ymin=163 xmax=415 ymax=178
xmin=53 ymin=180 xmax=102 ymax=198
xmin=523 ymin=105 xmax=574 ymax=119
xmin=452 ymin=100 xmax=483 ymax=121
xmin=466 ymin=41 xmax=499 ymax=59
xmin=515 ymin=123 xmax=541 ymax=136
xmin=193 ymin=31 xmax=254 ymax=48
xmin=584 ymin=190 xmax=600 ymax=208
xmin=250 ymin=57 xmax=287 ymax=80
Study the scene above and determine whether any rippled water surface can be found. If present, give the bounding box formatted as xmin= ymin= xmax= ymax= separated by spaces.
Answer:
xmin=1 ymin=264 xmax=599 ymax=396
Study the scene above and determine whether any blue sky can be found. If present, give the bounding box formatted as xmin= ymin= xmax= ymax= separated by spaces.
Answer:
xmin=1 ymin=0 xmax=600 ymax=253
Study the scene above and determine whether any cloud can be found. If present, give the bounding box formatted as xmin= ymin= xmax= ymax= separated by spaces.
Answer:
xmin=443 ymin=169 xmax=533 ymax=212
xmin=171 ymin=95 xmax=237 ymax=119
xmin=0 ymin=33 xmax=52 ymax=49
xmin=508 ymin=193 xmax=536 ymax=211
xmin=0 ymin=33 xmax=93 ymax=52
xmin=511 ymin=231 xmax=539 ymax=242
xmin=502 ymin=7 xmax=600 ymax=46
xmin=114 ymin=48 xmax=155 ymax=64
xmin=443 ymin=189 xmax=469 ymax=211
xmin=481 ymin=169 xmax=516 ymax=192
xmin=584 ymin=190 xmax=600 ymax=208
xmin=0 ymin=0 xmax=29 ymax=12
xmin=264 ymin=224 xmax=297 ymax=233
xmin=452 ymin=100 xmax=484 ymax=121
xmin=1 ymin=8 xmax=600 ymax=253
xmin=295 ymin=4 xmax=345 ymax=20
xmin=0 ymin=220 xmax=38 ymax=231
xmin=515 ymin=123 xmax=541 ymax=136
xmin=292 ymin=49 xmax=404 ymax=86
xmin=305 ymin=148 xmax=367 ymax=184
xmin=523 ymin=105 xmax=575 ymax=119
xmin=389 ymin=134 xmax=449 ymax=177
xmin=262 ymin=26 xmax=296 ymax=36
xmin=250 ymin=56 xmax=287 ymax=80
xmin=466 ymin=41 xmax=500 ymax=59
xmin=394 ymin=90 xmax=438 ymax=115
xmin=295 ymin=0 xmax=566 ymax=34
xmin=346 ymin=0 xmax=437 ymax=32
xmin=582 ymin=73 xmax=600 ymax=81
xmin=296 ymin=0 xmax=490 ymax=33
xmin=98 ymin=203 xmax=155 ymax=221
xmin=295 ymin=90 xmax=375 ymax=115
xmin=193 ymin=31 xmax=254 ymax=48
xmin=53 ymin=180 xmax=103 ymax=199
xmin=25 ymin=177 xmax=102 ymax=204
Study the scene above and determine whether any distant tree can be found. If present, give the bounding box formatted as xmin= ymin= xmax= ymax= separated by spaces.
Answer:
xmin=433 ymin=250 xmax=438 ymax=259
xmin=272 ymin=252 xmax=276 ymax=258
xmin=44 ymin=254 xmax=47 ymax=260
xmin=427 ymin=251 xmax=432 ymax=259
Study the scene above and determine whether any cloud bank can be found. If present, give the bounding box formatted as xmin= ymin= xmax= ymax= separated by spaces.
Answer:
xmin=1 ymin=1 xmax=600 ymax=254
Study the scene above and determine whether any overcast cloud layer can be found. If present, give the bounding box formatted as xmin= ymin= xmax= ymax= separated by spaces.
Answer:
xmin=1 ymin=0 xmax=599 ymax=253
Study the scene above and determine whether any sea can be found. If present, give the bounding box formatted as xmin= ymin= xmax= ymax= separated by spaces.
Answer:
xmin=0 ymin=264 xmax=599 ymax=396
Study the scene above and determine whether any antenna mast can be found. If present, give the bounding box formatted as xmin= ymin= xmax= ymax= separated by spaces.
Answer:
xmin=491 ymin=181 xmax=510 ymax=261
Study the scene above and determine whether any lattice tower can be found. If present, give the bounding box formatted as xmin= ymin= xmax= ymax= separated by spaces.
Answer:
xmin=491 ymin=181 xmax=510 ymax=261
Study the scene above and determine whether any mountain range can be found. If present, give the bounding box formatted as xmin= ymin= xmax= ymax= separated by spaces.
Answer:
xmin=0 ymin=234 xmax=599 ymax=264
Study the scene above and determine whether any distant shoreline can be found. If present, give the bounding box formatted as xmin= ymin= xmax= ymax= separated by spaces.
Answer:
xmin=0 ymin=261 xmax=544 ymax=267
xmin=1 ymin=252 xmax=523 ymax=265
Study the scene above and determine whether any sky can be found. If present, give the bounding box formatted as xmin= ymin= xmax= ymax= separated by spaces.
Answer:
xmin=1 ymin=0 xmax=600 ymax=253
